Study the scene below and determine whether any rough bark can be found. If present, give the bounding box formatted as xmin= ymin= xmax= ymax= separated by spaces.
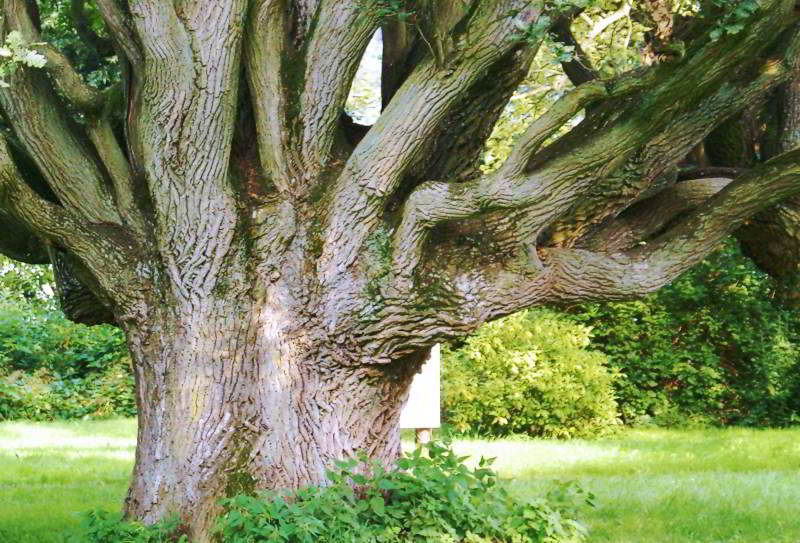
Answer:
xmin=1 ymin=1 xmax=800 ymax=540
xmin=124 ymin=291 xmax=423 ymax=537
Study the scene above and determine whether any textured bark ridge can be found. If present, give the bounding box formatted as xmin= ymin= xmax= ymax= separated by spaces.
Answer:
xmin=3 ymin=0 xmax=800 ymax=539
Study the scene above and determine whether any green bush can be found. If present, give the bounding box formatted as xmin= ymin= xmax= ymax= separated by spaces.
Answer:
xmin=0 ymin=359 xmax=136 ymax=421
xmin=0 ymin=301 xmax=127 ymax=377
xmin=442 ymin=309 xmax=620 ymax=439
xmin=571 ymin=240 xmax=800 ymax=427
xmin=77 ymin=443 xmax=590 ymax=543
xmin=0 ymin=257 xmax=133 ymax=420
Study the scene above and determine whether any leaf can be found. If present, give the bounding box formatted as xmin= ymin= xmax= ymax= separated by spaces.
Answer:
xmin=369 ymin=496 xmax=385 ymax=515
xmin=21 ymin=51 xmax=47 ymax=69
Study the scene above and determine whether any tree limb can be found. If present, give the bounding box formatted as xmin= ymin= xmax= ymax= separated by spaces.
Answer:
xmin=93 ymin=0 xmax=142 ymax=68
xmin=245 ymin=0 xmax=298 ymax=194
xmin=391 ymin=6 xmax=799 ymax=290
xmin=34 ymin=43 xmax=105 ymax=112
xmin=320 ymin=0 xmax=544 ymax=289
xmin=0 ymin=132 xmax=138 ymax=314
xmin=126 ymin=0 xmax=248 ymax=299
xmin=70 ymin=0 xmax=115 ymax=58
xmin=296 ymin=1 xmax=378 ymax=185
xmin=551 ymin=16 xmax=598 ymax=86
xmin=581 ymin=177 xmax=732 ymax=252
xmin=393 ymin=147 xmax=800 ymax=345
xmin=1 ymin=1 xmax=121 ymax=224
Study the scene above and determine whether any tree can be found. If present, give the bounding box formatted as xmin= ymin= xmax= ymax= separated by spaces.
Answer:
xmin=2 ymin=0 xmax=800 ymax=539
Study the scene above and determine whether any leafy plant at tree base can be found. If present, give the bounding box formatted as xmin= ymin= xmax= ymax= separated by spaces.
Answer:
xmin=72 ymin=510 xmax=188 ymax=543
xmin=442 ymin=309 xmax=620 ymax=439
xmin=78 ymin=442 xmax=590 ymax=543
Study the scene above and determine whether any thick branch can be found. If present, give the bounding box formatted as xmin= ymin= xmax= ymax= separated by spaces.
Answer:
xmin=0 ymin=132 xmax=139 ymax=318
xmin=1 ymin=1 xmax=121 ymax=224
xmin=391 ymin=78 xmax=640 ymax=281
xmin=34 ymin=43 xmax=105 ymax=112
xmin=245 ymin=0 xmax=297 ymax=194
xmin=420 ymin=147 xmax=800 ymax=338
xmin=581 ymin=177 xmax=731 ymax=252
xmin=127 ymin=1 xmax=247 ymax=299
xmin=541 ymin=20 xmax=800 ymax=247
xmin=320 ymin=0 xmax=544 ymax=289
xmin=70 ymin=0 xmax=115 ymax=57
xmin=297 ymin=1 xmax=377 ymax=184
xmin=499 ymin=80 xmax=609 ymax=178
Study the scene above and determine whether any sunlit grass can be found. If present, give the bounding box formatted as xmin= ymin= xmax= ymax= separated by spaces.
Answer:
xmin=0 ymin=419 xmax=136 ymax=543
xmin=1 ymin=420 xmax=798 ymax=542
xmin=451 ymin=428 xmax=800 ymax=543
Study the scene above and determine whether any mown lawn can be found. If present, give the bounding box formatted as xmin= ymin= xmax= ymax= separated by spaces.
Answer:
xmin=1 ymin=420 xmax=798 ymax=542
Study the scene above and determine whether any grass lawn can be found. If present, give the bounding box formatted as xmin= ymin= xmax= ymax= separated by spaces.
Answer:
xmin=0 ymin=420 xmax=798 ymax=542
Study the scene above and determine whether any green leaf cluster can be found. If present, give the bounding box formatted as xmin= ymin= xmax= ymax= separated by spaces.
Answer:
xmin=0 ymin=359 xmax=135 ymax=421
xmin=442 ymin=310 xmax=621 ymax=439
xmin=76 ymin=443 xmax=590 ymax=542
xmin=71 ymin=511 xmax=188 ymax=543
xmin=0 ymin=30 xmax=47 ymax=88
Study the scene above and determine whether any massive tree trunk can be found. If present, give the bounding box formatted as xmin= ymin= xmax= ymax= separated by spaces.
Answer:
xmin=124 ymin=290 xmax=421 ymax=536
xmin=2 ymin=0 xmax=800 ymax=540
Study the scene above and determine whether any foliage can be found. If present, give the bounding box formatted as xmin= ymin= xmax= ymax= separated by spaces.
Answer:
xmin=73 ymin=443 xmax=590 ymax=543
xmin=0 ymin=299 xmax=126 ymax=377
xmin=37 ymin=0 xmax=120 ymax=88
xmin=213 ymin=442 xmax=590 ymax=543
xmin=0 ymin=257 xmax=132 ymax=421
xmin=442 ymin=309 xmax=620 ymax=439
xmin=707 ymin=0 xmax=761 ymax=41
xmin=0 ymin=30 xmax=47 ymax=88
xmin=0 ymin=256 xmax=55 ymax=309
xmin=0 ymin=359 xmax=135 ymax=421
xmin=71 ymin=511 xmax=187 ymax=543
xmin=570 ymin=240 xmax=800 ymax=427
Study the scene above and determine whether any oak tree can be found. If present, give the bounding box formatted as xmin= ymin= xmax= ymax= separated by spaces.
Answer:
xmin=2 ymin=0 xmax=800 ymax=539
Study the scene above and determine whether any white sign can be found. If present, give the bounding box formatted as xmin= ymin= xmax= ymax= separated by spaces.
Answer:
xmin=399 ymin=344 xmax=441 ymax=429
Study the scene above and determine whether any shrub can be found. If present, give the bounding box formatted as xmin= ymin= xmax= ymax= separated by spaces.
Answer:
xmin=442 ymin=309 xmax=620 ymax=439
xmin=0 ymin=258 xmax=133 ymax=420
xmin=77 ymin=442 xmax=591 ymax=543
xmin=0 ymin=301 xmax=127 ymax=377
xmin=0 ymin=359 xmax=136 ymax=421
xmin=72 ymin=511 xmax=187 ymax=543
xmin=571 ymin=240 xmax=800 ymax=427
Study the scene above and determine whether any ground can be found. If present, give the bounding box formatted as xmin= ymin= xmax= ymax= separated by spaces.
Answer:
xmin=0 ymin=419 xmax=798 ymax=543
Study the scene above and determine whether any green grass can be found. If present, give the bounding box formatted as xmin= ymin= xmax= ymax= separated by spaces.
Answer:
xmin=0 ymin=419 xmax=136 ymax=543
xmin=453 ymin=428 xmax=800 ymax=543
xmin=1 ymin=421 xmax=798 ymax=542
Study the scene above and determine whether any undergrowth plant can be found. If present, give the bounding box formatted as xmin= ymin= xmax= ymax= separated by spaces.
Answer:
xmin=76 ymin=442 xmax=591 ymax=543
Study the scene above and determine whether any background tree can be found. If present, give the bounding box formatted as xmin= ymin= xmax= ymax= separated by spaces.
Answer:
xmin=2 ymin=0 xmax=800 ymax=539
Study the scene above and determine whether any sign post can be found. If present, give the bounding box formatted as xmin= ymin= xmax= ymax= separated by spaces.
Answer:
xmin=399 ymin=344 xmax=441 ymax=443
